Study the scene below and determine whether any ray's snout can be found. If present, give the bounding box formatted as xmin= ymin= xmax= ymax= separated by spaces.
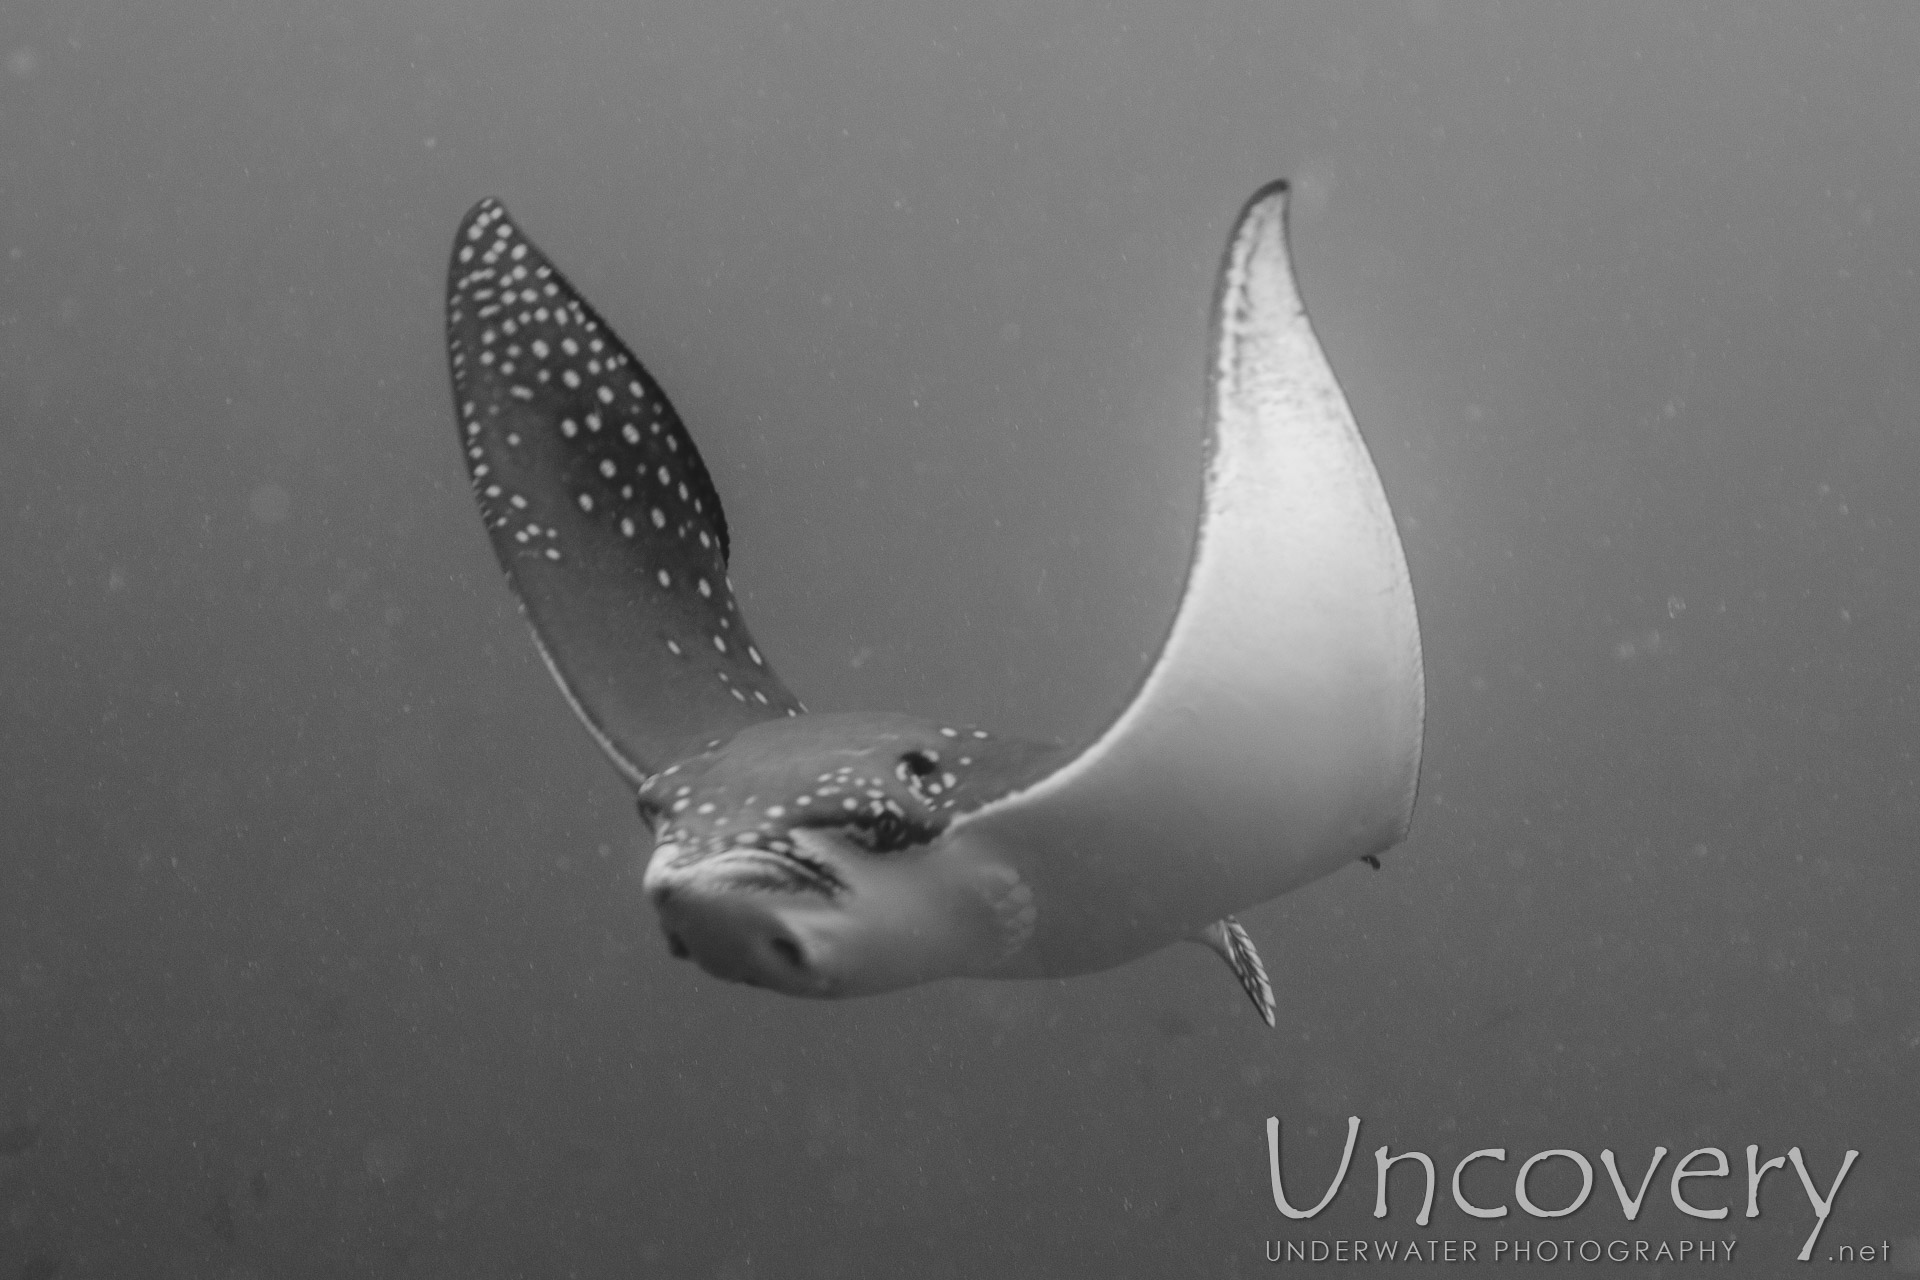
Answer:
xmin=642 ymin=843 xmax=835 ymax=995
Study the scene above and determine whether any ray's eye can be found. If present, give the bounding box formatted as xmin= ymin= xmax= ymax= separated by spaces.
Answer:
xmin=835 ymin=806 xmax=936 ymax=855
xmin=900 ymin=751 xmax=938 ymax=779
xmin=864 ymin=811 xmax=909 ymax=850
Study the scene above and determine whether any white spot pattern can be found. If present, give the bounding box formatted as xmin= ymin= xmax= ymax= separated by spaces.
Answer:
xmin=443 ymin=197 xmax=802 ymax=734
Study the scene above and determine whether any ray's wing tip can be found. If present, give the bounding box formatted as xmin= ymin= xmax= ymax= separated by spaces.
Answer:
xmin=450 ymin=197 xmax=516 ymax=263
xmin=1210 ymin=181 xmax=1298 ymax=337
xmin=449 ymin=198 xmax=510 ymax=292
xmin=1246 ymin=175 xmax=1290 ymax=203
xmin=1236 ymin=179 xmax=1292 ymax=232
xmin=460 ymin=195 xmax=508 ymax=224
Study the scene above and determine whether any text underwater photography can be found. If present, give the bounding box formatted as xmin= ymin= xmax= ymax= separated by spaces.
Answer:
xmin=1255 ymin=1116 xmax=1889 ymax=1268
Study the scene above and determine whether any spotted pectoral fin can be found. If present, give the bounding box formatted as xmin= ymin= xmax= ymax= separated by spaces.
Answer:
xmin=445 ymin=198 xmax=802 ymax=782
xmin=1194 ymin=916 xmax=1275 ymax=1028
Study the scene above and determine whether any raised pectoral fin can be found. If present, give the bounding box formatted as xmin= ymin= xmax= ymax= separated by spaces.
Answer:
xmin=943 ymin=181 xmax=1424 ymax=980
xmin=445 ymin=199 xmax=802 ymax=781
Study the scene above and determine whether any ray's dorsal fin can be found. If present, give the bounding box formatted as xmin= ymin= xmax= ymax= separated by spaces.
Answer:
xmin=948 ymin=180 xmax=1425 ymax=977
xmin=445 ymin=199 xmax=802 ymax=783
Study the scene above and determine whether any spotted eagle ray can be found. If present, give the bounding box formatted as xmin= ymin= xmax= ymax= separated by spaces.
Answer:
xmin=443 ymin=182 xmax=1424 ymax=1026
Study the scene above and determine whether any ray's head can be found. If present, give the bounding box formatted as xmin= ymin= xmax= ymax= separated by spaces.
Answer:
xmin=636 ymin=712 xmax=1049 ymax=997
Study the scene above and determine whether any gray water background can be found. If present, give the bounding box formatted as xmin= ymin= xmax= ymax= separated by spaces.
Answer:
xmin=2 ymin=1 xmax=1917 ymax=1275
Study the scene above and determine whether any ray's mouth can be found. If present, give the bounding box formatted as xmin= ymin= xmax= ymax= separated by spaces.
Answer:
xmin=649 ymin=843 xmax=845 ymax=901
xmin=712 ymin=848 xmax=845 ymax=897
